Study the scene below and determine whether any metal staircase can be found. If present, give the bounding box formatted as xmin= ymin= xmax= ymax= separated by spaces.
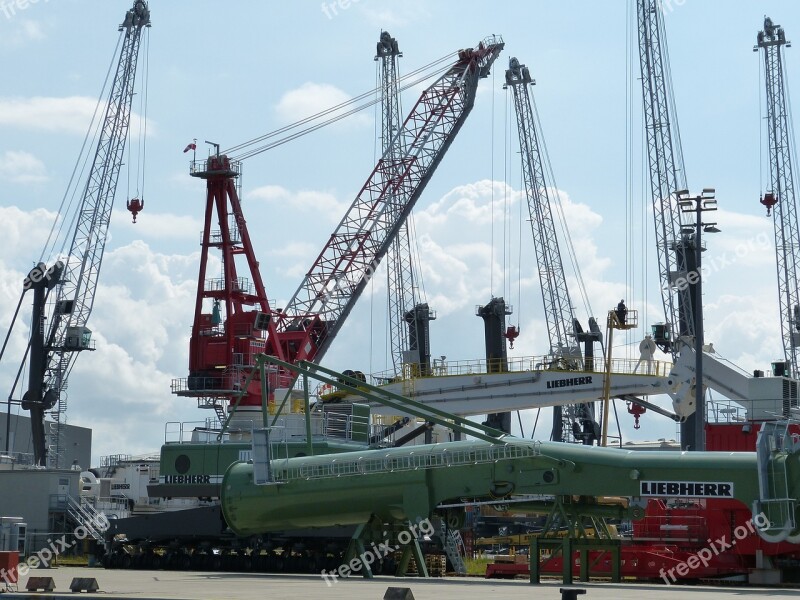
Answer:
xmin=438 ymin=518 xmax=467 ymax=574
xmin=66 ymin=496 xmax=107 ymax=543
xmin=46 ymin=356 xmax=71 ymax=468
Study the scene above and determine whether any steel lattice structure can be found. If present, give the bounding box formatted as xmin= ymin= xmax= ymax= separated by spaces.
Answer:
xmin=34 ymin=1 xmax=151 ymax=467
xmin=279 ymin=37 xmax=504 ymax=364
xmin=377 ymin=32 xmax=418 ymax=375
xmin=505 ymin=57 xmax=586 ymax=443
xmin=505 ymin=58 xmax=576 ymax=357
xmin=757 ymin=17 xmax=800 ymax=380
xmin=637 ymin=0 xmax=694 ymax=357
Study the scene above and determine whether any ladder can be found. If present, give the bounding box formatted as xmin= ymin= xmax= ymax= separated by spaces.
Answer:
xmin=66 ymin=496 xmax=107 ymax=543
xmin=438 ymin=518 xmax=467 ymax=574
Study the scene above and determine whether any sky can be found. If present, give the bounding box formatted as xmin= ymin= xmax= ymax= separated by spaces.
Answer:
xmin=0 ymin=0 xmax=798 ymax=466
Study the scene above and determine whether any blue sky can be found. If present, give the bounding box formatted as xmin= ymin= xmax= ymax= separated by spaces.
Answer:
xmin=1 ymin=0 xmax=799 ymax=463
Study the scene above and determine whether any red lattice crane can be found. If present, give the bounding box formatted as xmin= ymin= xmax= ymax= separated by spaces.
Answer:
xmin=172 ymin=36 xmax=505 ymax=419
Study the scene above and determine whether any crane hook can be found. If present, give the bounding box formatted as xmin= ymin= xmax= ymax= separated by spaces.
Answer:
xmin=627 ymin=401 xmax=646 ymax=429
xmin=127 ymin=197 xmax=144 ymax=223
xmin=504 ymin=325 xmax=520 ymax=349
xmin=761 ymin=192 xmax=777 ymax=216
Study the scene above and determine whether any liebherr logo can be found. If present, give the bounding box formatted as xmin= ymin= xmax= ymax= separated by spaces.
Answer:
xmin=640 ymin=481 xmax=734 ymax=498
xmin=162 ymin=474 xmax=212 ymax=485
xmin=546 ymin=376 xmax=593 ymax=389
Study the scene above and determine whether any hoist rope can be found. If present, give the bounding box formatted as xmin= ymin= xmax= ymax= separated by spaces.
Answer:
xmin=226 ymin=52 xmax=456 ymax=161
xmin=530 ymin=92 xmax=593 ymax=319
xmin=40 ymin=32 xmax=124 ymax=263
xmin=490 ymin=65 xmax=496 ymax=295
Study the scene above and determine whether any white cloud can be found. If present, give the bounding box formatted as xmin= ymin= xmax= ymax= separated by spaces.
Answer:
xmin=274 ymin=82 xmax=370 ymax=128
xmin=0 ymin=150 xmax=47 ymax=183
xmin=0 ymin=96 xmax=152 ymax=136
xmin=265 ymin=241 xmax=319 ymax=280
xmin=0 ymin=19 xmax=45 ymax=46
xmin=359 ymin=2 xmax=431 ymax=27
xmin=56 ymin=240 xmax=199 ymax=461
xmin=248 ymin=184 xmax=346 ymax=222
xmin=0 ymin=205 xmax=57 ymax=260
xmin=112 ymin=208 xmax=202 ymax=240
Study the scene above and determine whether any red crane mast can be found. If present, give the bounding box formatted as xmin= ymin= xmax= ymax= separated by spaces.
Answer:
xmin=173 ymin=36 xmax=505 ymax=418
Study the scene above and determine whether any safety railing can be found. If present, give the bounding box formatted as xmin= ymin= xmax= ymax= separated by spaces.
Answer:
xmin=204 ymin=276 xmax=255 ymax=296
xmin=0 ymin=451 xmax=35 ymax=468
xmin=369 ymin=354 xmax=670 ymax=385
xmin=165 ymin=420 xmax=238 ymax=444
xmin=190 ymin=157 xmax=241 ymax=177
xmin=164 ymin=410 xmax=371 ymax=446
xmin=275 ymin=441 xmax=540 ymax=481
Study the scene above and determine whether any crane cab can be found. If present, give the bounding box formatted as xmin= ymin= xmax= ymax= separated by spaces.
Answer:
xmin=65 ymin=326 xmax=93 ymax=351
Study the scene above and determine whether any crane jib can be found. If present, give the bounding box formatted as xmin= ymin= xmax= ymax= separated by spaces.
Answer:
xmin=278 ymin=36 xmax=504 ymax=364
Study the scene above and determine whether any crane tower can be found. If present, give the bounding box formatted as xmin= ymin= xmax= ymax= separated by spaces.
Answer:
xmin=376 ymin=31 xmax=436 ymax=378
xmin=756 ymin=17 xmax=800 ymax=382
xmin=19 ymin=0 xmax=151 ymax=467
xmin=504 ymin=57 xmax=598 ymax=444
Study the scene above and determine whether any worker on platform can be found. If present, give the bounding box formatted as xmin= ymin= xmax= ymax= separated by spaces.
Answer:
xmin=616 ymin=300 xmax=627 ymax=325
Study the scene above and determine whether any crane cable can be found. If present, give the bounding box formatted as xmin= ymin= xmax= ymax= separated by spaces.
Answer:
xmin=373 ymin=49 xmax=380 ymax=375
xmin=136 ymin=27 xmax=150 ymax=199
xmin=625 ymin=0 xmax=632 ymax=358
xmin=0 ymin=294 xmax=25 ymax=370
xmin=783 ymin=51 xmax=800 ymax=213
xmin=659 ymin=7 xmax=689 ymax=214
xmin=40 ymin=31 xmax=125 ymax=263
xmin=232 ymin=66 xmax=451 ymax=162
xmin=226 ymin=52 xmax=456 ymax=161
xmin=758 ymin=41 xmax=764 ymax=197
xmin=503 ymin=78 xmax=510 ymax=304
xmin=529 ymin=90 xmax=594 ymax=320
xmin=225 ymin=51 xmax=454 ymax=154
xmin=3 ymin=30 xmax=125 ymax=408
xmin=490 ymin=65 xmax=496 ymax=295
xmin=126 ymin=28 xmax=150 ymax=204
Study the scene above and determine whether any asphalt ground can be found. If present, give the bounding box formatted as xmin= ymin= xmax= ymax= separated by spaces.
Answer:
xmin=2 ymin=567 xmax=800 ymax=599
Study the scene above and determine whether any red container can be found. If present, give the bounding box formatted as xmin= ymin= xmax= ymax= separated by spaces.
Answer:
xmin=0 ymin=551 xmax=19 ymax=584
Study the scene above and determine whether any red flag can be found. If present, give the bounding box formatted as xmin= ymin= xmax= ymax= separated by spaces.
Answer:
xmin=183 ymin=142 xmax=196 ymax=153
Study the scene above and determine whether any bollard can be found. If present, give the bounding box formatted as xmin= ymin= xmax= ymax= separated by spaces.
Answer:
xmin=383 ymin=587 xmax=415 ymax=600
xmin=25 ymin=577 xmax=55 ymax=592
xmin=559 ymin=588 xmax=587 ymax=600
xmin=69 ymin=577 xmax=100 ymax=592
